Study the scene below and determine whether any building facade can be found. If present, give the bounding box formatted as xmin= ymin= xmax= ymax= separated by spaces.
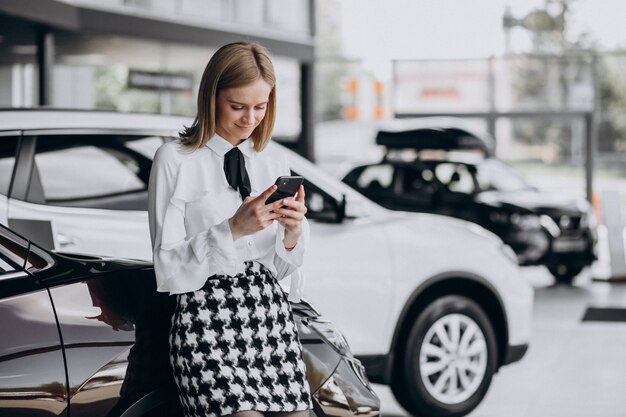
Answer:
xmin=0 ymin=0 xmax=315 ymax=157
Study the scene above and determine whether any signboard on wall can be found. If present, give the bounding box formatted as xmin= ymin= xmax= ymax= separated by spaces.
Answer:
xmin=128 ymin=70 xmax=193 ymax=91
xmin=393 ymin=60 xmax=491 ymax=114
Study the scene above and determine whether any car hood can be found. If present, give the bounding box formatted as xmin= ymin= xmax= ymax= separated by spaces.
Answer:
xmin=370 ymin=208 xmax=504 ymax=246
xmin=476 ymin=191 xmax=589 ymax=215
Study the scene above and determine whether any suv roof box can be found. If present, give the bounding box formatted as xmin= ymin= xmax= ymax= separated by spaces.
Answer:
xmin=376 ymin=127 xmax=494 ymax=156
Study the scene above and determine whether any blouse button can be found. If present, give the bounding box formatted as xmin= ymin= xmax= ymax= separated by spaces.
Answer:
xmin=247 ymin=241 xmax=253 ymax=246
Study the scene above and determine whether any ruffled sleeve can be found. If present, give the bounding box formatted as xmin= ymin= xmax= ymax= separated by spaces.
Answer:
xmin=148 ymin=143 xmax=238 ymax=294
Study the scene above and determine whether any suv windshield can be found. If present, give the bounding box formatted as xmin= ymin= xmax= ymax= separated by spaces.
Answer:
xmin=476 ymin=159 xmax=531 ymax=192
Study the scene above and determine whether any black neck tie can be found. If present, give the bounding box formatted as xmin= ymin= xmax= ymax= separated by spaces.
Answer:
xmin=224 ymin=147 xmax=251 ymax=200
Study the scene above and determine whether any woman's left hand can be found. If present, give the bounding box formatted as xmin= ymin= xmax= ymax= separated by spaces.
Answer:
xmin=276 ymin=185 xmax=307 ymax=245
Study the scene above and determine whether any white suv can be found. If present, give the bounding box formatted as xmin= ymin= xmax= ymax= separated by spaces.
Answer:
xmin=0 ymin=110 xmax=533 ymax=417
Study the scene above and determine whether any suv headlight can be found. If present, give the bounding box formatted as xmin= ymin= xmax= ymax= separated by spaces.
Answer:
xmin=510 ymin=213 xmax=541 ymax=230
xmin=511 ymin=213 xmax=560 ymax=237
xmin=306 ymin=318 xmax=352 ymax=357
xmin=539 ymin=214 xmax=561 ymax=237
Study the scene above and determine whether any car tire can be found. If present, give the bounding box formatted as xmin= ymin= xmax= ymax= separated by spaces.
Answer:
xmin=392 ymin=295 xmax=498 ymax=417
xmin=548 ymin=264 xmax=583 ymax=285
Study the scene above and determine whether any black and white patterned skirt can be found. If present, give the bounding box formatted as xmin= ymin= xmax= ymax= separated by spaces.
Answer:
xmin=169 ymin=261 xmax=312 ymax=417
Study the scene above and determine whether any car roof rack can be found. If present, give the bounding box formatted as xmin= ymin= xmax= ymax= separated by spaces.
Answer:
xmin=376 ymin=127 xmax=494 ymax=157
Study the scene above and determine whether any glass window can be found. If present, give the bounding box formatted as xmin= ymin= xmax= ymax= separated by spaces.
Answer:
xmin=125 ymin=136 xmax=165 ymax=159
xmin=0 ymin=136 xmax=19 ymax=196
xmin=356 ymin=164 xmax=394 ymax=190
xmin=266 ymin=0 xmax=310 ymax=34
xmin=233 ymin=0 xmax=264 ymax=27
xmin=128 ymin=0 xmax=175 ymax=14
xmin=0 ymin=255 xmax=16 ymax=273
xmin=180 ymin=0 xmax=226 ymax=20
xmin=33 ymin=135 xmax=156 ymax=208
xmin=0 ymin=226 xmax=28 ymax=270
xmin=402 ymin=166 xmax=437 ymax=195
xmin=434 ymin=163 xmax=475 ymax=194
xmin=494 ymin=117 xmax=583 ymax=199
xmin=36 ymin=146 xmax=145 ymax=201
xmin=477 ymin=159 xmax=531 ymax=192
xmin=273 ymin=57 xmax=302 ymax=139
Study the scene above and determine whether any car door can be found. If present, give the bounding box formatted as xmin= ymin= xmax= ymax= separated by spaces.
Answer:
xmin=7 ymin=132 xmax=164 ymax=261
xmin=0 ymin=227 xmax=68 ymax=417
xmin=46 ymin=264 xmax=176 ymax=417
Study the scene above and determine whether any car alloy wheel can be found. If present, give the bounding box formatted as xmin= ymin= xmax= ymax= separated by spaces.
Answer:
xmin=419 ymin=313 xmax=487 ymax=404
xmin=392 ymin=295 xmax=497 ymax=417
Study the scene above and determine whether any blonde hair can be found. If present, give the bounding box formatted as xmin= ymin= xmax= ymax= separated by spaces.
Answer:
xmin=180 ymin=42 xmax=276 ymax=152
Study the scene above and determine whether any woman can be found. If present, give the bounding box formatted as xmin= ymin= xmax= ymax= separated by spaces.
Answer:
xmin=148 ymin=42 xmax=311 ymax=417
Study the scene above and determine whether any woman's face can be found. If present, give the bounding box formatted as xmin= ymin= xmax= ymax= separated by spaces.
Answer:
xmin=215 ymin=78 xmax=273 ymax=146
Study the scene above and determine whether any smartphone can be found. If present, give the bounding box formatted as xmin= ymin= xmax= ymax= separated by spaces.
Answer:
xmin=266 ymin=175 xmax=304 ymax=205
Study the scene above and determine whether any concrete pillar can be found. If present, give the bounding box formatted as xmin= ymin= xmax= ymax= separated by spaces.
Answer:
xmin=0 ymin=66 xmax=12 ymax=106
xmin=299 ymin=61 xmax=315 ymax=162
xmin=37 ymin=28 xmax=54 ymax=106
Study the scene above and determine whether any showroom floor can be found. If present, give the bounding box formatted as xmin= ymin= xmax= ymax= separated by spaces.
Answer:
xmin=373 ymin=266 xmax=626 ymax=417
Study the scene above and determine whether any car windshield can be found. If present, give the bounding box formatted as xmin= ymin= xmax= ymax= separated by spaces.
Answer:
xmin=476 ymin=159 xmax=532 ymax=192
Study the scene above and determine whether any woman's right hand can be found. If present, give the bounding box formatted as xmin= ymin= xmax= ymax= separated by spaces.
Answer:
xmin=228 ymin=184 xmax=284 ymax=241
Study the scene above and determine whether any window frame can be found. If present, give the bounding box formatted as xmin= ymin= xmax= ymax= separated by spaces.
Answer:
xmin=13 ymin=129 xmax=173 ymax=207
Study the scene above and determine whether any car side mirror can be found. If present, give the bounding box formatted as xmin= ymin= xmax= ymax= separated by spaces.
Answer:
xmin=306 ymin=191 xmax=346 ymax=223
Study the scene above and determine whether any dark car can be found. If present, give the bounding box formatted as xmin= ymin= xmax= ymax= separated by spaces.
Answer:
xmin=342 ymin=120 xmax=598 ymax=284
xmin=0 ymin=224 xmax=380 ymax=417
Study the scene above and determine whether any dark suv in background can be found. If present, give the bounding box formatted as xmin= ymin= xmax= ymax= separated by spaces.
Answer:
xmin=343 ymin=119 xmax=598 ymax=284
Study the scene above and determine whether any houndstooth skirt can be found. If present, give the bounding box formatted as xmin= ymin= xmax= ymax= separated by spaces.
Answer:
xmin=169 ymin=261 xmax=312 ymax=417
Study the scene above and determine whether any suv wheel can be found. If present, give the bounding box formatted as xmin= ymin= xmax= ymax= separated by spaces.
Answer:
xmin=548 ymin=264 xmax=583 ymax=285
xmin=392 ymin=295 xmax=498 ymax=417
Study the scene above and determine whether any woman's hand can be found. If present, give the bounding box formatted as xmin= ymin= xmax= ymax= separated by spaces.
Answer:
xmin=228 ymin=185 xmax=284 ymax=241
xmin=276 ymin=185 xmax=307 ymax=248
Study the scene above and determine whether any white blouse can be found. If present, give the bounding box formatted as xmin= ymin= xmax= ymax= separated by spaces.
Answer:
xmin=148 ymin=134 xmax=308 ymax=296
